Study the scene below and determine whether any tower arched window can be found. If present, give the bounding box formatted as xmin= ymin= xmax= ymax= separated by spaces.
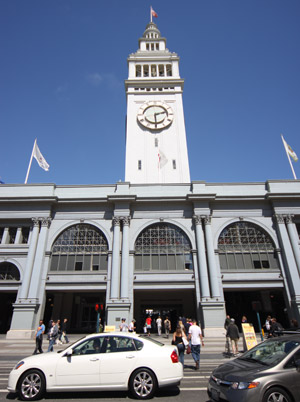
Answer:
xmin=218 ymin=221 xmax=279 ymax=271
xmin=0 ymin=262 xmax=20 ymax=281
xmin=50 ymin=224 xmax=108 ymax=272
xmin=135 ymin=223 xmax=193 ymax=271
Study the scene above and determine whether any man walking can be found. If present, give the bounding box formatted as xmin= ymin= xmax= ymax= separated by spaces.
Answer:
xmin=226 ymin=318 xmax=240 ymax=356
xmin=33 ymin=320 xmax=45 ymax=354
xmin=164 ymin=316 xmax=171 ymax=338
xmin=47 ymin=320 xmax=58 ymax=352
xmin=156 ymin=316 xmax=162 ymax=336
xmin=188 ymin=319 xmax=204 ymax=370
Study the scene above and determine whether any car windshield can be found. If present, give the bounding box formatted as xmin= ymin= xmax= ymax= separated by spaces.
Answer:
xmin=238 ymin=339 xmax=300 ymax=366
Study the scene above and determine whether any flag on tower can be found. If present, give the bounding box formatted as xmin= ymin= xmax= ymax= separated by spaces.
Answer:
xmin=151 ymin=6 xmax=158 ymax=20
xmin=281 ymin=135 xmax=298 ymax=162
xmin=33 ymin=141 xmax=50 ymax=171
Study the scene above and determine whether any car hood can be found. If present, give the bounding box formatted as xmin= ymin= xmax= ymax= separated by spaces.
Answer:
xmin=212 ymin=358 xmax=269 ymax=381
xmin=18 ymin=350 xmax=66 ymax=365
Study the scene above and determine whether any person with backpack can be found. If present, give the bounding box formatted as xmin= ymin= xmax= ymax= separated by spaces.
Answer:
xmin=164 ymin=317 xmax=171 ymax=338
xmin=269 ymin=317 xmax=284 ymax=337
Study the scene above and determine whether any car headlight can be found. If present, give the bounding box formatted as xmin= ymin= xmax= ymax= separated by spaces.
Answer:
xmin=231 ymin=381 xmax=260 ymax=390
xmin=14 ymin=361 xmax=25 ymax=370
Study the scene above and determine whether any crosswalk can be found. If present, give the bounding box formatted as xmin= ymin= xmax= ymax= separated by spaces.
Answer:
xmin=0 ymin=335 xmax=248 ymax=395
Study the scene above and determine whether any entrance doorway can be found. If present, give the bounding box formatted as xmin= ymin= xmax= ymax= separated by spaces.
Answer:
xmin=44 ymin=292 xmax=106 ymax=333
xmin=134 ymin=289 xmax=196 ymax=334
xmin=224 ymin=289 xmax=287 ymax=332
xmin=0 ymin=292 xmax=16 ymax=333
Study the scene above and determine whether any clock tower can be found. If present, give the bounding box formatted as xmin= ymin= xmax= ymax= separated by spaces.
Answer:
xmin=125 ymin=22 xmax=190 ymax=183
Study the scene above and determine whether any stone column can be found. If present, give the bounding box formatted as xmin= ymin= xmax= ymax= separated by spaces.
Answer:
xmin=274 ymin=214 xmax=300 ymax=318
xmin=27 ymin=218 xmax=52 ymax=301
xmin=203 ymin=216 xmax=220 ymax=298
xmin=110 ymin=217 xmax=121 ymax=299
xmin=286 ymin=215 xmax=300 ymax=275
xmin=193 ymin=215 xmax=210 ymax=298
xmin=18 ymin=218 xmax=40 ymax=300
xmin=120 ymin=216 xmax=130 ymax=299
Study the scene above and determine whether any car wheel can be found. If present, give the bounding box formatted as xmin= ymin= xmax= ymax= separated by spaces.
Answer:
xmin=263 ymin=387 xmax=292 ymax=402
xmin=129 ymin=368 xmax=157 ymax=399
xmin=18 ymin=369 xmax=46 ymax=401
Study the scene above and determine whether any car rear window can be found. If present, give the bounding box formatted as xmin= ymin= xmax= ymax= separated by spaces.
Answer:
xmin=139 ymin=335 xmax=164 ymax=346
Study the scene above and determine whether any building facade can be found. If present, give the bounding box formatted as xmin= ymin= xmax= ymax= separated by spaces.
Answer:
xmin=1 ymin=23 xmax=300 ymax=339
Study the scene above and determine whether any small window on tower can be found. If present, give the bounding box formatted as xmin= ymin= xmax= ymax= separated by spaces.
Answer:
xmin=173 ymin=160 xmax=177 ymax=169
xmin=146 ymin=44 xmax=149 ymax=51
xmin=166 ymin=64 xmax=172 ymax=76
xmin=159 ymin=65 xmax=164 ymax=77
xmin=143 ymin=65 xmax=149 ymax=77
xmin=151 ymin=65 xmax=157 ymax=77
xmin=138 ymin=160 xmax=142 ymax=170
xmin=155 ymin=138 xmax=158 ymax=147
xmin=156 ymin=43 xmax=159 ymax=50
xmin=136 ymin=65 xmax=141 ymax=77
xmin=151 ymin=43 xmax=154 ymax=51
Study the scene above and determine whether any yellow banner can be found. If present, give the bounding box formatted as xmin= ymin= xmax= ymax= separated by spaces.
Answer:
xmin=104 ymin=325 xmax=116 ymax=333
xmin=242 ymin=323 xmax=257 ymax=350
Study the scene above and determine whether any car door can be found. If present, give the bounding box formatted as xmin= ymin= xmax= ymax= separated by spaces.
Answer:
xmin=55 ymin=337 xmax=104 ymax=387
xmin=281 ymin=348 xmax=300 ymax=400
xmin=99 ymin=336 xmax=140 ymax=386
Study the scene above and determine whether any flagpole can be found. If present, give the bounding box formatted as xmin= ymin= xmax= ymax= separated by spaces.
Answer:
xmin=150 ymin=7 xmax=152 ymax=22
xmin=281 ymin=134 xmax=297 ymax=180
xmin=24 ymin=139 xmax=36 ymax=184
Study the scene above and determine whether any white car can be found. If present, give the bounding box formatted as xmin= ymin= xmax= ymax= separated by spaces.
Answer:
xmin=8 ymin=332 xmax=183 ymax=400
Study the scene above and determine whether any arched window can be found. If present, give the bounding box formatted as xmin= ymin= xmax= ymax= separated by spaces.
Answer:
xmin=0 ymin=262 xmax=20 ymax=280
xmin=135 ymin=223 xmax=193 ymax=271
xmin=218 ymin=221 xmax=279 ymax=271
xmin=50 ymin=224 xmax=108 ymax=272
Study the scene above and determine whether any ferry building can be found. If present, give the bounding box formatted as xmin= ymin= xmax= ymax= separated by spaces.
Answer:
xmin=1 ymin=21 xmax=300 ymax=338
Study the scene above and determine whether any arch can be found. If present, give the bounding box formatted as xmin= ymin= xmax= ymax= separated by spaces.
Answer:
xmin=217 ymin=220 xmax=279 ymax=271
xmin=0 ymin=262 xmax=21 ymax=281
xmin=49 ymin=223 xmax=109 ymax=273
xmin=134 ymin=222 xmax=193 ymax=272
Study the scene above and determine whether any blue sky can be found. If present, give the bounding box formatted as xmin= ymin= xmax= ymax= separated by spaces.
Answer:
xmin=1 ymin=0 xmax=299 ymax=185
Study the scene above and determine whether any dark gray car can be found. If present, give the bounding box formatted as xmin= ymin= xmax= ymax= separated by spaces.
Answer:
xmin=207 ymin=334 xmax=300 ymax=402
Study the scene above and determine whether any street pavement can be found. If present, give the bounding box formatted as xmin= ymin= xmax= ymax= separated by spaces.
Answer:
xmin=0 ymin=333 xmax=247 ymax=401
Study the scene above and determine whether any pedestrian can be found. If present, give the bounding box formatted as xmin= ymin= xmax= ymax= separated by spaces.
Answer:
xmin=188 ymin=319 xmax=204 ymax=370
xmin=164 ymin=316 xmax=171 ymax=338
xmin=47 ymin=320 xmax=58 ymax=352
xmin=145 ymin=316 xmax=152 ymax=336
xmin=61 ymin=318 xmax=69 ymax=343
xmin=156 ymin=316 xmax=162 ymax=336
xmin=56 ymin=319 xmax=62 ymax=345
xmin=172 ymin=325 xmax=187 ymax=366
xmin=269 ymin=317 xmax=284 ymax=337
xmin=119 ymin=318 xmax=129 ymax=332
xmin=224 ymin=315 xmax=231 ymax=330
xmin=33 ymin=320 xmax=45 ymax=354
xmin=263 ymin=315 xmax=271 ymax=338
xmin=226 ymin=318 xmax=240 ymax=356
xmin=128 ymin=319 xmax=136 ymax=333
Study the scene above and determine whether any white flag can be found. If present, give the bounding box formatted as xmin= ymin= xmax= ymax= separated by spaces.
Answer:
xmin=158 ymin=150 xmax=168 ymax=168
xmin=33 ymin=141 xmax=50 ymax=171
xmin=282 ymin=135 xmax=298 ymax=162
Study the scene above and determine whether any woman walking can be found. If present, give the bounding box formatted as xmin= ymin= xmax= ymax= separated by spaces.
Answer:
xmin=172 ymin=325 xmax=187 ymax=366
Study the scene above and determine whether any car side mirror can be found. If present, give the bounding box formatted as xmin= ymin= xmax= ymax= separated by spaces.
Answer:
xmin=66 ymin=349 xmax=73 ymax=357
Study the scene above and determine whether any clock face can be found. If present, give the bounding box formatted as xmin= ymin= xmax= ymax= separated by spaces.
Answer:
xmin=137 ymin=101 xmax=174 ymax=130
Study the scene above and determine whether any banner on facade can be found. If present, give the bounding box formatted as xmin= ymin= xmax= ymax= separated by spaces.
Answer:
xmin=242 ymin=323 xmax=257 ymax=350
